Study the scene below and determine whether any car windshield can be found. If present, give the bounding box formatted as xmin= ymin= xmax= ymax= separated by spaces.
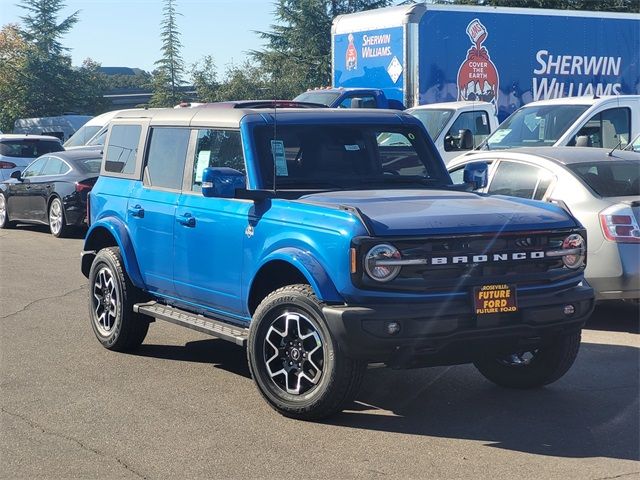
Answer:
xmin=485 ymin=104 xmax=588 ymax=149
xmin=64 ymin=125 xmax=101 ymax=147
xmin=86 ymin=128 xmax=107 ymax=146
xmin=293 ymin=91 xmax=342 ymax=107
xmin=408 ymin=109 xmax=454 ymax=139
xmin=569 ymin=161 xmax=640 ymax=197
xmin=0 ymin=139 xmax=63 ymax=158
xmin=623 ymin=134 xmax=640 ymax=153
xmin=255 ymin=124 xmax=447 ymax=192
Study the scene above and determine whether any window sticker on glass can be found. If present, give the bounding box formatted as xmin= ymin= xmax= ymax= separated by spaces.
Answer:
xmin=271 ymin=140 xmax=288 ymax=176
xmin=538 ymin=118 xmax=546 ymax=140
xmin=195 ymin=150 xmax=210 ymax=183
xmin=481 ymin=115 xmax=487 ymax=126
xmin=345 ymin=144 xmax=360 ymax=151
xmin=491 ymin=129 xmax=511 ymax=143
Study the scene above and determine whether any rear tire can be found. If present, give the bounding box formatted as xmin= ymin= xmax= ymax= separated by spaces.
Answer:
xmin=474 ymin=331 xmax=581 ymax=389
xmin=88 ymin=247 xmax=149 ymax=351
xmin=0 ymin=193 xmax=15 ymax=229
xmin=247 ymin=284 xmax=365 ymax=420
xmin=48 ymin=197 xmax=70 ymax=238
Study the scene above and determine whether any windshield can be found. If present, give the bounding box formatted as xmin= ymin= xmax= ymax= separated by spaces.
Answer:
xmin=64 ymin=125 xmax=101 ymax=147
xmin=293 ymin=91 xmax=342 ymax=107
xmin=623 ymin=134 xmax=640 ymax=153
xmin=0 ymin=139 xmax=63 ymax=158
xmin=408 ymin=109 xmax=454 ymax=140
xmin=86 ymin=128 xmax=107 ymax=146
xmin=569 ymin=161 xmax=640 ymax=197
xmin=255 ymin=124 xmax=446 ymax=192
xmin=486 ymin=104 xmax=588 ymax=149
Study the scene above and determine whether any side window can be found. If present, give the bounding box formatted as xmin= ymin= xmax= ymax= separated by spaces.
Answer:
xmin=448 ymin=166 xmax=465 ymax=184
xmin=143 ymin=127 xmax=190 ymax=190
xmin=191 ymin=129 xmax=245 ymax=192
xmin=41 ymin=158 xmax=69 ymax=176
xmin=104 ymin=124 xmax=142 ymax=174
xmin=22 ymin=157 xmax=48 ymax=178
xmin=574 ymin=108 xmax=631 ymax=149
xmin=444 ymin=111 xmax=491 ymax=152
xmin=488 ymin=161 xmax=549 ymax=199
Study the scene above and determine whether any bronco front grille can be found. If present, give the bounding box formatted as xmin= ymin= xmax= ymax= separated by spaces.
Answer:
xmin=352 ymin=229 xmax=585 ymax=293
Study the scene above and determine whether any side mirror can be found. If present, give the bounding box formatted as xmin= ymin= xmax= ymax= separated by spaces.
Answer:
xmin=463 ymin=162 xmax=489 ymax=190
xmin=201 ymin=167 xmax=246 ymax=198
xmin=10 ymin=170 xmax=22 ymax=181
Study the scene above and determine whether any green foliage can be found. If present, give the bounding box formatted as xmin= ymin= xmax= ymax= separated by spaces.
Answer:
xmin=448 ymin=0 xmax=639 ymax=13
xmin=150 ymin=0 xmax=185 ymax=107
xmin=0 ymin=2 xmax=105 ymax=132
xmin=215 ymin=61 xmax=272 ymax=101
xmin=252 ymin=0 xmax=392 ymax=99
xmin=191 ymin=55 xmax=219 ymax=102
xmin=101 ymin=71 xmax=152 ymax=91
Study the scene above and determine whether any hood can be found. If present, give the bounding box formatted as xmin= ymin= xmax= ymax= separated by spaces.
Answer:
xmin=299 ymin=189 xmax=577 ymax=236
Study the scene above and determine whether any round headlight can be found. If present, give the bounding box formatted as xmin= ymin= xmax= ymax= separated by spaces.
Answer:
xmin=364 ymin=244 xmax=401 ymax=282
xmin=562 ymin=233 xmax=585 ymax=269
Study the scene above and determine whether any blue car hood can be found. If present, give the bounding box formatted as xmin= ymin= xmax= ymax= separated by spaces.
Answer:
xmin=299 ymin=189 xmax=577 ymax=236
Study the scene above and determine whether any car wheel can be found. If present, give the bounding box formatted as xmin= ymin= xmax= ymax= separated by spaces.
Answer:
xmin=88 ymin=247 xmax=149 ymax=352
xmin=48 ymin=197 xmax=69 ymax=238
xmin=0 ymin=193 xmax=15 ymax=229
xmin=473 ymin=331 xmax=581 ymax=389
xmin=247 ymin=284 xmax=365 ymax=420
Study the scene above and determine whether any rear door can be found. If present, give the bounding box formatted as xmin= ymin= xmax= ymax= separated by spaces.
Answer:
xmin=486 ymin=160 xmax=555 ymax=201
xmin=8 ymin=157 xmax=48 ymax=220
xmin=127 ymin=126 xmax=190 ymax=297
xmin=32 ymin=156 xmax=71 ymax=221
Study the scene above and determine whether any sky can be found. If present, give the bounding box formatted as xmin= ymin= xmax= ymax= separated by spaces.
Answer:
xmin=0 ymin=0 xmax=275 ymax=74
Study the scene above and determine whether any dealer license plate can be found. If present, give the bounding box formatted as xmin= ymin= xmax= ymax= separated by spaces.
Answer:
xmin=474 ymin=284 xmax=518 ymax=315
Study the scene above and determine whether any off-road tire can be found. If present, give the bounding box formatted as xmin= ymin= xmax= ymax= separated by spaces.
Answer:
xmin=474 ymin=331 xmax=581 ymax=389
xmin=247 ymin=284 xmax=365 ymax=420
xmin=0 ymin=193 xmax=15 ymax=229
xmin=88 ymin=247 xmax=149 ymax=351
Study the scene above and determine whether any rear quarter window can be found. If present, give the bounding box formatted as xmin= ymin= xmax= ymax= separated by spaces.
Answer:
xmin=104 ymin=124 xmax=142 ymax=174
xmin=569 ymin=161 xmax=640 ymax=197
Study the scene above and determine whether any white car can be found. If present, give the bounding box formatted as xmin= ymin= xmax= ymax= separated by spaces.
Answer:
xmin=0 ymin=134 xmax=64 ymax=181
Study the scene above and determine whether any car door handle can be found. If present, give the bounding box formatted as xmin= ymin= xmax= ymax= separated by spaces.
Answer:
xmin=177 ymin=213 xmax=196 ymax=227
xmin=128 ymin=205 xmax=144 ymax=218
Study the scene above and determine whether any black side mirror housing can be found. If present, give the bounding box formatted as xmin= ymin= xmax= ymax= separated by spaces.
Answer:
xmin=10 ymin=170 xmax=22 ymax=181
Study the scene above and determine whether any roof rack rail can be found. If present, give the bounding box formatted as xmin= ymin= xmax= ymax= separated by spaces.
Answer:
xmin=200 ymin=100 xmax=327 ymax=110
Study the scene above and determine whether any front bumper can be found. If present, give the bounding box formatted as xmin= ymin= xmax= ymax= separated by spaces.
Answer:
xmin=323 ymin=283 xmax=594 ymax=368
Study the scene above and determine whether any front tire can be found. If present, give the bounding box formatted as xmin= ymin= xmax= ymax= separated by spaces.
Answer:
xmin=48 ymin=197 xmax=69 ymax=238
xmin=474 ymin=331 xmax=581 ymax=389
xmin=0 ymin=193 xmax=15 ymax=229
xmin=247 ymin=284 xmax=365 ymax=420
xmin=88 ymin=247 xmax=149 ymax=351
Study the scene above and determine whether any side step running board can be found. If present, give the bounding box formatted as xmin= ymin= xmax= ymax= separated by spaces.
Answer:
xmin=134 ymin=301 xmax=249 ymax=346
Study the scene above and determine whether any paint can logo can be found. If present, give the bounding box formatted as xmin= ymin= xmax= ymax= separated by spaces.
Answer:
xmin=457 ymin=19 xmax=499 ymax=107
xmin=346 ymin=33 xmax=357 ymax=71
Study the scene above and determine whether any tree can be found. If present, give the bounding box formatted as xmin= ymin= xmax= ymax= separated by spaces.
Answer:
xmin=447 ymin=0 xmax=638 ymax=13
xmin=0 ymin=24 xmax=32 ymax=131
xmin=150 ymin=0 xmax=185 ymax=107
xmin=252 ymin=0 xmax=392 ymax=99
xmin=191 ymin=55 xmax=219 ymax=102
xmin=215 ymin=61 xmax=271 ymax=101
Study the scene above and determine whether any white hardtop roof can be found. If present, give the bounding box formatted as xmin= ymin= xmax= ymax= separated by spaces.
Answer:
xmin=519 ymin=95 xmax=640 ymax=107
xmin=332 ymin=3 xmax=638 ymax=34
xmin=82 ymin=109 xmax=134 ymax=127
xmin=0 ymin=133 xmax=62 ymax=141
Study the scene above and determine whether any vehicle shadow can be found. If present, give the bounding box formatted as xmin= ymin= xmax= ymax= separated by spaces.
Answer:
xmin=330 ymin=341 xmax=639 ymax=461
xmin=11 ymin=223 xmax=87 ymax=239
xmin=587 ymin=301 xmax=639 ymax=334
xmin=135 ymin=339 xmax=251 ymax=379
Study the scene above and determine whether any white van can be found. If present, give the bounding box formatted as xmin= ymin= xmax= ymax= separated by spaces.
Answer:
xmin=64 ymin=110 xmax=129 ymax=149
xmin=481 ymin=95 xmax=640 ymax=151
xmin=13 ymin=114 xmax=92 ymax=142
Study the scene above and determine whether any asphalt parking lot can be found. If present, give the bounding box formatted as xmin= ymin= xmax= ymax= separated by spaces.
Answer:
xmin=1 ymin=226 xmax=638 ymax=479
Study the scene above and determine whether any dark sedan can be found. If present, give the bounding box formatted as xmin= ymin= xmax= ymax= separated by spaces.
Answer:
xmin=0 ymin=149 xmax=101 ymax=237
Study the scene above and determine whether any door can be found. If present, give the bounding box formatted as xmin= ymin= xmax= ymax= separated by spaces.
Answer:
xmin=174 ymin=128 xmax=249 ymax=315
xmin=7 ymin=157 xmax=48 ymax=220
xmin=572 ymin=107 xmax=631 ymax=148
xmin=126 ymin=127 xmax=190 ymax=296
xmin=487 ymin=160 xmax=555 ymax=201
xmin=32 ymin=156 xmax=71 ymax=222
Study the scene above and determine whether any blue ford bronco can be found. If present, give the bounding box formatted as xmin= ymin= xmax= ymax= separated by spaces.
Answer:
xmin=82 ymin=102 xmax=594 ymax=420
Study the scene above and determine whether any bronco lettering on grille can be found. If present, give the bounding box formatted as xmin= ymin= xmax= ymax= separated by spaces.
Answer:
xmin=430 ymin=251 xmax=545 ymax=265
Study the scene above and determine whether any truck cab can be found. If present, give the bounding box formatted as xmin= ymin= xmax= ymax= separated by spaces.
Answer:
xmin=407 ymin=101 xmax=499 ymax=165
xmin=481 ymin=95 xmax=640 ymax=152
xmin=293 ymin=87 xmax=404 ymax=110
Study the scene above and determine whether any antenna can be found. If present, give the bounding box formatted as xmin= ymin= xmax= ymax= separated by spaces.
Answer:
xmin=273 ymin=96 xmax=277 ymax=194
xmin=607 ymin=141 xmax=622 ymax=157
